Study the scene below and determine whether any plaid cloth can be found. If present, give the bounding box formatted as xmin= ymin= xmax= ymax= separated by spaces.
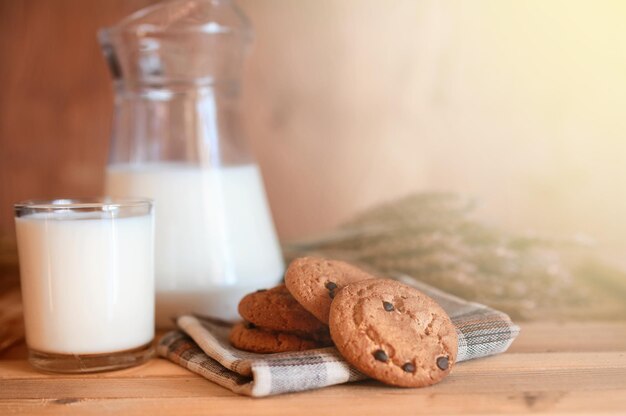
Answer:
xmin=157 ymin=274 xmax=520 ymax=397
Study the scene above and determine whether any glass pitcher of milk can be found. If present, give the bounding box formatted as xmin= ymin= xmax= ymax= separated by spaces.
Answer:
xmin=99 ymin=0 xmax=284 ymax=327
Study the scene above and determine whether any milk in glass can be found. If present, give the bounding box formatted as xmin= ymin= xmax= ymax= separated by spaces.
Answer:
xmin=16 ymin=208 xmax=154 ymax=356
xmin=106 ymin=163 xmax=284 ymax=326
xmin=99 ymin=0 xmax=284 ymax=327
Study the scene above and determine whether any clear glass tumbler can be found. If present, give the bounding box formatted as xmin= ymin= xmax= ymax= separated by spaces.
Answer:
xmin=14 ymin=198 xmax=154 ymax=373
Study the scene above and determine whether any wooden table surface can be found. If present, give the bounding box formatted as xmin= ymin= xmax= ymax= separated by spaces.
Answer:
xmin=0 ymin=321 xmax=625 ymax=415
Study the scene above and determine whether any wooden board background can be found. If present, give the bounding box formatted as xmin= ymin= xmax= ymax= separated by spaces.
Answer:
xmin=1 ymin=321 xmax=626 ymax=415
xmin=2 ymin=0 xmax=626 ymax=246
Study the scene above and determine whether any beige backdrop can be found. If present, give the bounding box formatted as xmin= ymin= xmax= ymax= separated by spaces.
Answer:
xmin=1 ymin=0 xmax=625 ymax=248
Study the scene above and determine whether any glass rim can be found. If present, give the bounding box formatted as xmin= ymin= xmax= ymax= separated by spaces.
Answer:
xmin=97 ymin=0 xmax=252 ymax=38
xmin=14 ymin=197 xmax=153 ymax=212
xmin=99 ymin=23 xmax=243 ymax=37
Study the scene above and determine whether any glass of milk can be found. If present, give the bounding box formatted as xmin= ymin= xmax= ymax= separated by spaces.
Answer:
xmin=14 ymin=198 xmax=155 ymax=373
xmin=99 ymin=0 xmax=284 ymax=327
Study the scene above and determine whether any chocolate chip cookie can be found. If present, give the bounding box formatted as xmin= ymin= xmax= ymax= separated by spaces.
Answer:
xmin=238 ymin=285 xmax=327 ymax=335
xmin=329 ymin=279 xmax=458 ymax=387
xmin=285 ymin=257 xmax=375 ymax=323
xmin=229 ymin=322 xmax=323 ymax=353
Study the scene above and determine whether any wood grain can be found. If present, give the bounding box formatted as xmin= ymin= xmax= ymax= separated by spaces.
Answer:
xmin=1 ymin=352 xmax=625 ymax=396
xmin=3 ymin=1 xmax=626 ymax=245
xmin=508 ymin=321 xmax=626 ymax=353
xmin=1 ymin=390 xmax=626 ymax=416
xmin=0 ymin=0 xmax=158 ymax=240
xmin=0 ymin=287 xmax=22 ymax=354
xmin=0 ymin=353 xmax=625 ymax=415
xmin=1 ymin=321 xmax=625 ymax=415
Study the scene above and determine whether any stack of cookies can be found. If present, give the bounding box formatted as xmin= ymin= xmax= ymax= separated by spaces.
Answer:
xmin=230 ymin=257 xmax=459 ymax=388
xmin=230 ymin=284 xmax=332 ymax=353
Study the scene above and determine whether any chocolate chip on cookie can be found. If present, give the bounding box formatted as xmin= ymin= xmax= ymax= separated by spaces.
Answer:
xmin=238 ymin=284 xmax=328 ymax=336
xmin=402 ymin=362 xmax=416 ymax=373
xmin=329 ymin=279 xmax=458 ymax=387
xmin=284 ymin=257 xmax=375 ymax=323
xmin=436 ymin=356 xmax=449 ymax=370
xmin=229 ymin=322 xmax=327 ymax=353
xmin=373 ymin=349 xmax=389 ymax=362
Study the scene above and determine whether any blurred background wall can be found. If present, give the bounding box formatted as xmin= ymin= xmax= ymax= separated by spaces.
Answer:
xmin=0 ymin=0 xmax=625 ymax=250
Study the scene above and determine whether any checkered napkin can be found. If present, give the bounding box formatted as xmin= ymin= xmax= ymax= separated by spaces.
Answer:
xmin=157 ymin=275 xmax=520 ymax=397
